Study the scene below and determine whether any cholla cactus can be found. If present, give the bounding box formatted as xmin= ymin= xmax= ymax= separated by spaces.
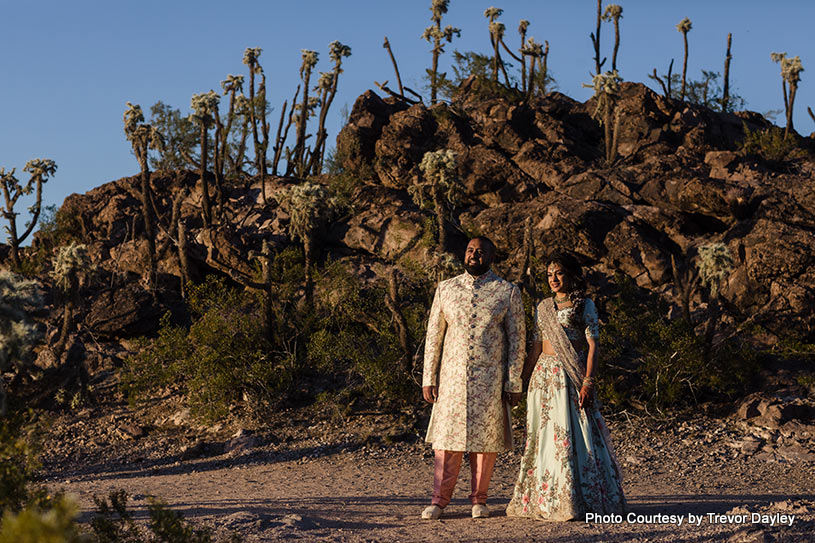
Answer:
xmin=518 ymin=20 xmax=530 ymax=91
xmin=50 ymin=242 xmax=92 ymax=354
xmin=772 ymin=53 xmax=804 ymax=139
xmin=278 ymin=182 xmax=342 ymax=304
xmin=676 ymin=17 xmax=692 ymax=100
xmin=695 ymin=242 xmax=734 ymax=362
xmin=521 ymin=37 xmax=543 ymax=58
xmin=190 ymin=91 xmax=220 ymax=225
xmin=417 ymin=149 xmax=459 ymax=199
xmin=243 ymin=47 xmax=269 ymax=201
xmin=221 ymin=74 xmax=244 ymax=94
xmin=242 ymin=47 xmax=262 ymax=71
xmin=602 ymin=4 xmax=623 ymax=71
xmin=288 ymin=50 xmax=320 ymax=177
xmin=484 ymin=7 xmax=505 ymax=81
xmin=316 ymin=72 xmax=333 ymax=92
xmin=411 ymin=149 xmax=461 ymax=252
xmin=280 ymin=182 xmax=338 ymax=242
xmin=0 ymin=270 xmax=43 ymax=415
xmin=50 ymin=242 xmax=91 ymax=293
xmin=483 ymin=6 xmax=503 ymax=22
xmin=489 ymin=21 xmax=505 ymax=40
xmin=190 ymin=91 xmax=220 ymax=126
xmin=1 ymin=159 xmax=57 ymax=269
xmin=300 ymin=49 xmax=319 ymax=77
xmin=123 ymin=102 xmax=163 ymax=288
xmin=584 ymin=70 xmax=622 ymax=164
xmin=308 ymin=41 xmax=352 ymax=175
xmin=123 ymin=103 xmax=164 ymax=152
xmin=521 ymin=37 xmax=544 ymax=96
xmin=697 ymin=242 xmax=733 ymax=298
xmin=218 ymin=74 xmax=245 ymax=186
xmin=423 ymin=0 xmax=460 ymax=105
xmin=329 ymin=40 xmax=351 ymax=64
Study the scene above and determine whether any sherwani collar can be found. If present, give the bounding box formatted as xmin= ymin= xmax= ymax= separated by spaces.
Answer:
xmin=462 ymin=269 xmax=497 ymax=287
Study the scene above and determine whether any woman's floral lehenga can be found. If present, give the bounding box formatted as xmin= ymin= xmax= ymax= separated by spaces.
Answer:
xmin=506 ymin=298 xmax=625 ymax=520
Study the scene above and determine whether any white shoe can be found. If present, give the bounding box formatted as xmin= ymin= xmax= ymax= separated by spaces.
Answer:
xmin=472 ymin=504 xmax=489 ymax=518
xmin=422 ymin=505 xmax=443 ymax=520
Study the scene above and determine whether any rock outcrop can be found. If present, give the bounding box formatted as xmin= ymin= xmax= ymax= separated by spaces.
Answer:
xmin=22 ymin=79 xmax=815 ymax=344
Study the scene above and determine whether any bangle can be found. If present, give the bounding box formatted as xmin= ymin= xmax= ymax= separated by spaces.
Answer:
xmin=582 ymin=377 xmax=593 ymax=387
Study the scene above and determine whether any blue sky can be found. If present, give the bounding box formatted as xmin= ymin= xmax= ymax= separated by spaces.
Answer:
xmin=2 ymin=0 xmax=813 ymax=229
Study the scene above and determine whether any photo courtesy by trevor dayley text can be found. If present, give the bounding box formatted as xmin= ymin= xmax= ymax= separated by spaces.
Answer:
xmin=586 ymin=512 xmax=796 ymax=527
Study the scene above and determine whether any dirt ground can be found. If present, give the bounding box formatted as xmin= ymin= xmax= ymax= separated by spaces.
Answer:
xmin=38 ymin=392 xmax=815 ymax=543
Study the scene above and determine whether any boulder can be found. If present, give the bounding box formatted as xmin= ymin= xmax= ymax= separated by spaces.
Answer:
xmin=335 ymin=90 xmax=408 ymax=181
xmin=86 ymin=283 xmax=164 ymax=338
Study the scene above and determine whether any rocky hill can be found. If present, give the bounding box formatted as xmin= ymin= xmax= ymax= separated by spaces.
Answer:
xmin=11 ymin=79 xmax=814 ymax=389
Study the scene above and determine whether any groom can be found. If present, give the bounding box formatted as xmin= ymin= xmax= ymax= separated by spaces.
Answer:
xmin=421 ymin=236 xmax=525 ymax=519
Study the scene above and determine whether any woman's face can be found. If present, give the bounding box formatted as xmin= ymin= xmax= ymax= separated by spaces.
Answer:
xmin=547 ymin=263 xmax=570 ymax=295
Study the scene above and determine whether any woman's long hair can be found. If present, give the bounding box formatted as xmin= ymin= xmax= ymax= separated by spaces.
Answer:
xmin=547 ymin=252 xmax=587 ymax=328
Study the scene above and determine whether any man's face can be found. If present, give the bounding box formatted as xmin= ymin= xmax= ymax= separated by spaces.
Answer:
xmin=464 ymin=239 xmax=493 ymax=276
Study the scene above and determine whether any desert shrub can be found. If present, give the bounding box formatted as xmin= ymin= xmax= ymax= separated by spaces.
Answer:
xmin=437 ymin=50 xmax=550 ymax=102
xmin=739 ymin=123 xmax=807 ymax=164
xmin=90 ymin=490 xmax=241 ymax=543
xmin=122 ymin=276 xmax=296 ymax=420
xmin=0 ymin=496 xmax=85 ymax=543
xmin=306 ymin=263 xmax=430 ymax=405
xmin=0 ymin=414 xmax=47 ymax=515
xmin=599 ymin=274 xmax=759 ymax=411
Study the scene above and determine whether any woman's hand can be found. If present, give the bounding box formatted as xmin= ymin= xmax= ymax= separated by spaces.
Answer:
xmin=578 ymin=385 xmax=593 ymax=409
xmin=504 ymin=391 xmax=523 ymax=406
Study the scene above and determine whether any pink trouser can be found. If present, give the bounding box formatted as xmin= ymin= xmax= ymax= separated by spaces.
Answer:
xmin=431 ymin=450 xmax=497 ymax=507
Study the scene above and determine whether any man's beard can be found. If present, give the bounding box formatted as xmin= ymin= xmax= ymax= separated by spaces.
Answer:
xmin=464 ymin=261 xmax=491 ymax=276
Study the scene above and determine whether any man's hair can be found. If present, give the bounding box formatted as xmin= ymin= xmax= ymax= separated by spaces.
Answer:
xmin=469 ymin=236 xmax=497 ymax=255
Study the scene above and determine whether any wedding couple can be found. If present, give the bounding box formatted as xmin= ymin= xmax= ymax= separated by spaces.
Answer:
xmin=421 ymin=236 xmax=625 ymax=520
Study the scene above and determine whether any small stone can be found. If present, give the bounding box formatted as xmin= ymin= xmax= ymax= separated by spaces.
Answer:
xmin=117 ymin=423 xmax=145 ymax=439
xmin=280 ymin=514 xmax=317 ymax=530
xmin=179 ymin=441 xmax=208 ymax=460
xmin=226 ymin=434 xmax=259 ymax=455
xmin=776 ymin=444 xmax=815 ymax=463
xmin=170 ymin=409 xmax=190 ymax=426
xmin=737 ymin=397 xmax=762 ymax=420
xmin=740 ymin=438 xmax=763 ymax=455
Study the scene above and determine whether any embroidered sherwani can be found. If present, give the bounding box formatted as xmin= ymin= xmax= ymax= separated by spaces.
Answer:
xmin=423 ymin=270 xmax=525 ymax=452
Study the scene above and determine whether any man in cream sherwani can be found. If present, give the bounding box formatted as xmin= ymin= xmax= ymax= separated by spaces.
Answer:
xmin=421 ymin=236 xmax=525 ymax=520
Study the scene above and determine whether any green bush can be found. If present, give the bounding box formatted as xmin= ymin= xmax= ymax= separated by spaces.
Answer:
xmin=599 ymin=274 xmax=759 ymax=411
xmin=0 ymin=415 xmax=44 ymax=515
xmin=739 ymin=123 xmax=807 ymax=164
xmin=0 ymin=496 xmax=85 ymax=543
xmin=307 ymin=263 xmax=430 ymax=405
xmin=1 ymin=490 xmax=241 ymax=543
xmin=122 ymin=276 xmax=296 ymax=421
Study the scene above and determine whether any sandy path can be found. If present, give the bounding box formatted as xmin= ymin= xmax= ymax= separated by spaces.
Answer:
xmin=47 ymin=442 xmax=815 ymax=542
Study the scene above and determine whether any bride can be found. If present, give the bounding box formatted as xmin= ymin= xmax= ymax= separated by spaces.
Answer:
xmin=506 ymin=253 xmax=625 ymax=520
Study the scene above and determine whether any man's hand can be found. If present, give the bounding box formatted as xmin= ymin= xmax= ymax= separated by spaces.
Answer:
xmin=504 ymin=391 xmax=523 ymax=406
xmin=423 ymin=386 xmax=438 ymax=403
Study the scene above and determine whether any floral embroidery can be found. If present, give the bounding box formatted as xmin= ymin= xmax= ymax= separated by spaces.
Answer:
xmin=506 ymin=301 xmax=625 ymax=520
xmin=423 ymin=270 xmax=525 ymax=452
